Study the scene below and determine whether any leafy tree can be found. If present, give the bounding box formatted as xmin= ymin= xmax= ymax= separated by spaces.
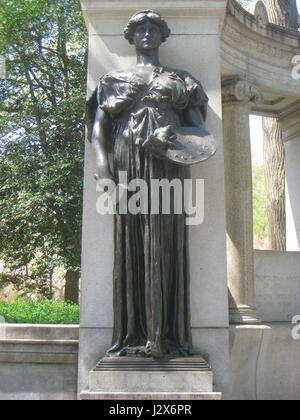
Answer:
xmin=0 ymin=0 xmax=87 ymax=303
xmin=264 ymin=0 xmax=298 ymax=29
xmin=235 ymin=0 xmax=252 ymax=8
xmin=237 ymin=0 xmax=294 ymax=250
xmin=252 ymin=157 xmax=267 ymax=248
xmin=260 ymin=0 xmax=298 ymax=250
xmin=236 ymin=0 xmax=299 ymax=28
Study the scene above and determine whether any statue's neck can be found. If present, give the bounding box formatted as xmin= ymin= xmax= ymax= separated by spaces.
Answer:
xmin=136 ymin=49 xmax=161 ymax=67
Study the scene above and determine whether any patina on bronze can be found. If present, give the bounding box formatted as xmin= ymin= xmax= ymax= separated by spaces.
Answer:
xmin=87 ymin=10 xmax=216 ymax=359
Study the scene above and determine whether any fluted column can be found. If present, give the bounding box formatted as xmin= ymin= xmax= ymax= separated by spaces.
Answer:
xmin=222 ymin=80 xmax=262 ymax=324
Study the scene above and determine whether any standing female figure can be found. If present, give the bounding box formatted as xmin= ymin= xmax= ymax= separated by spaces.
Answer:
xmin=88 ymin=10 xmax=209 ymax=359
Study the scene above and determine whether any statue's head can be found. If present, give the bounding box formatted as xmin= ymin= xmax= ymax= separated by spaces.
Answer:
xmin=124 ymin=10 xmax=171 ymax=48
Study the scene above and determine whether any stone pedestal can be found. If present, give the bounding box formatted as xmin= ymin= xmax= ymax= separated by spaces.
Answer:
xmin=79 ymin=0 xmax=230 ymax=398
xmin=80 ymin=357 xmax=222 ymax=400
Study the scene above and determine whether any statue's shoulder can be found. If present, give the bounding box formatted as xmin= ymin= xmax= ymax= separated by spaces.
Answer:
xmin=164 ymin=67 xmax=204 ymax=89
xmin=164 ymin=67 xmax=197 ymax=80
xmin=99 ymin=69 xmax=139 ymax=84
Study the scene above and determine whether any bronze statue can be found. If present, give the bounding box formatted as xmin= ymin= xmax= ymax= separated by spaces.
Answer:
xmin=87 ymin=10 xmax=215 ymax=359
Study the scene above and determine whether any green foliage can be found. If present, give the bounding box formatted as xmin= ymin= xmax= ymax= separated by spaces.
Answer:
xmin=252 ymin=159 xmax=267 ymax=246
xmin=0 ymin=271 xmax=48 ymax=298
xmin=0 ymin=299 xmax=80 ymax=324
xmin=235 ymin=0 xmax=253 ymax=8
xmin=0 ymin=0 xmax=87 ymax=297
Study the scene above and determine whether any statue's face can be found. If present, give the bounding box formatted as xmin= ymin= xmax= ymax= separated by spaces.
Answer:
xmin=132 ymin=19 xmax=162 ymax=50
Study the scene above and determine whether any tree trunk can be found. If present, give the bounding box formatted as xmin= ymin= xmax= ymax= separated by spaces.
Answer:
xmin=262 ymin=117 xmax=286 ymax=251
xmin=264 ymin=0 xmax=298 ymax=30
xmin=261 ymin=0 xmax=296 ymax=250
xmin=64 ymin=270 xmax=80 ymax=304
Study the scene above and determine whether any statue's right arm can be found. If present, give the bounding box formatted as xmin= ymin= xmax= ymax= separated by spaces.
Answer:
xmin=91 ymin=107 xmax=114 ymax=182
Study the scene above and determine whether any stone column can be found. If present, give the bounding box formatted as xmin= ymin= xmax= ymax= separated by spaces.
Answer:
xmin=279 ymin=102 xmax=300 ymax=252
xmin=222 ymin=80 xmax=262 ymax=324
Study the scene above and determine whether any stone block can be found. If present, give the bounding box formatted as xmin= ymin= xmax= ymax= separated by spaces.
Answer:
xmin=254 ymin=250 xmax=300 ymax=322
xmin=81 ymin=355 xmax=223 ymax=400
xmin=89 ymin=357 xmax=213 ymax=393
xmin=229 ymin=323 xmax=300 ymax=400
xmin=80 ymin=391 xmax=222 ymax=400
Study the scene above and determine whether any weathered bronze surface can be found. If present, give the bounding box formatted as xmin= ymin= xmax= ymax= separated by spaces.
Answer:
xmin=87 ymin=10 xmax=216 ymax=359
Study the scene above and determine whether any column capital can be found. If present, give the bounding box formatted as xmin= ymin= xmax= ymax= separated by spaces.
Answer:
xmin=222 ymin=79 xmax=264 ymax=108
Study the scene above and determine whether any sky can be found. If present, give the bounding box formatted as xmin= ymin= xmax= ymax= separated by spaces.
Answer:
xmin=250 ymin=115 xmax=264 ymax=165
xmin=298 ymin=0 xmax=300 ymax=13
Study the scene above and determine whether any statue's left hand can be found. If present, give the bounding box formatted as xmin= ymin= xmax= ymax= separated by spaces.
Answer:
xmin=142 ymin=125 xmax=177 ymax=157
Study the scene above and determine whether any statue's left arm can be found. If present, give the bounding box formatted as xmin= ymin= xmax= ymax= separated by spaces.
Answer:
xmin=184 ymin=106 xmax=205 ymax=129
xmin=181 ymin=71 xmax=208 ymax=129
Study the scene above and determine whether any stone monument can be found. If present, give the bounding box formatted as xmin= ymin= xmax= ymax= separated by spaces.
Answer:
xmin=79 ymin=0 xmax=229 ymax=400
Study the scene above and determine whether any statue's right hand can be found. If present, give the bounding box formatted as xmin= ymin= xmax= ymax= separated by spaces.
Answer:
xmin=143 ymin=125 xmax=177 ymax=152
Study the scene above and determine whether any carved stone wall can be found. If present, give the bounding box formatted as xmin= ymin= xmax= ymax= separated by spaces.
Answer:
xmin=221 ymin=0 xmax=300 ymax=103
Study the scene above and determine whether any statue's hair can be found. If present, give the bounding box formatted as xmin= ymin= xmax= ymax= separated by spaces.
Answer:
xmin=124 ymin=10 xmax=171 ymax=44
